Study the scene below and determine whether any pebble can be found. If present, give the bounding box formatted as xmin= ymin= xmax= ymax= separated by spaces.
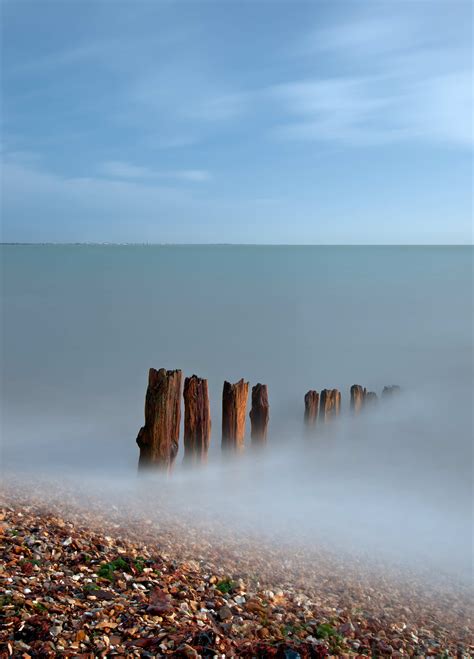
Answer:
xmin=218 ymin=605 xmax=233 ymax=621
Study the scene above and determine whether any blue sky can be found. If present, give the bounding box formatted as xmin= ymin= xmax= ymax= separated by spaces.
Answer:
xmin=1 ymin=0 xmax=472 ymax=243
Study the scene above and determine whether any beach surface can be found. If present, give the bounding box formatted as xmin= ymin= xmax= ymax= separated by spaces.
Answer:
xmin=1 ymin=480 xmax=472 ymax=658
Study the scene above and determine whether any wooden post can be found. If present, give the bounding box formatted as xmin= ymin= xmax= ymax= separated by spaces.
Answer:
xmin=304 ymin=390 xmax=319 ymax=427
xmin=365 ymin=391 xmax=378 ymax=405
xmin=222 ymin=379 xmax=249 ymax=452
xmin=183 ymin=375 xmax=211 ymax=465
xmin=319 ymin=388 xmax=341 ymax=422
xmin=350 ymin=384 xmax=366 ymax=414
xmin=136 ymin=368 xmax=182 ymax=471
xmin=382 ymin=385 xmax=401 ymax=398
xmin=250 ymin=383 xmax=269 ymax=444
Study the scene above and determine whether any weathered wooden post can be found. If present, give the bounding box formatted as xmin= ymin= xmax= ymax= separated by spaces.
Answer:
xmin=222 ymin=379 xmax=249 ymax=453
xmin=350 ymin=384 xmax=366 ymax=414
xmin=250 ymin=383 xmax=269 ymax=445
xmin=382 ymin=385 xmax=401 ymax=398
xmin=183 ymin=375 xmax=211 ymax=465
xmin=365 ymin=391 xmax=378 ymax=405
xmin=319 ymin=388 xmax=341 ymax=422
xmin=136 ymin=368 xmax=182 ymax=471
xmin=304 ymin=390 xmax=319 ymax=427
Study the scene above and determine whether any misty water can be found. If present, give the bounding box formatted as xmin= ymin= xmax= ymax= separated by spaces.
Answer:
xmin=1 ymin=245 xmax=472 ymax=581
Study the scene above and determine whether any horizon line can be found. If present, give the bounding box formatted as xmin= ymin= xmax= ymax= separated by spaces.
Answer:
xmin=0 ymin=242 xmax=472 ymax=247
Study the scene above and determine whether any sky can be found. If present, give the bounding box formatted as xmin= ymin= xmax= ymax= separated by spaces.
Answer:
xmin=1 ymin=0 xmax=472 ymax=244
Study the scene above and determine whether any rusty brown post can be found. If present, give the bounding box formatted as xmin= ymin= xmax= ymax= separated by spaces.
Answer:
xmin=350 ymin=384 xmax=367 ymax=414
xmin=222 ymin=379 xmax=249 ymax=453
xmin=250 ymin=383 xmax=269 ymax=445
xmin=183 ymin=375 xmax=211 ymax=465
xmin=136 ymin=368 xmax=182 ymax=471
xmin=319 ymin=388 xmax=341 ymax=422
xmin=304 ymin=390 xmax=319 ymax=427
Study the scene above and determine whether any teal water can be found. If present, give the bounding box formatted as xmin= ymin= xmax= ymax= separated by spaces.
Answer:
xmin=1 ymin=245 xmax=471 ymax=469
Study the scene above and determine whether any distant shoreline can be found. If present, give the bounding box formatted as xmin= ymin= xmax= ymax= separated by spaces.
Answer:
xmin=1 ymin=243 xmax=471 ymax=247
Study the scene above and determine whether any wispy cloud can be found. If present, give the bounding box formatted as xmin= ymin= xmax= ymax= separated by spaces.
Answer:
xmin=3 ymin=158 xmax=468 ymax=244
xmin=299 ymin=18 xmax=415 ymax=58
xmin=5 ymin=42 xmax=109 ymax=77
xmin=0 ymin=149 xmax=43 ymax=165
xmin=176 ymin=169 xmax=211 ymax=182
xmin=274 ymin=13 xmax=473 ymax=148
xmin=1 ymin=160 xmax=286 ymax=244
xmin=271 ymin=70 xmax=472 ymax=147
xmin=2 ymin=1 xmax=471 ymax=244
xmin=271 ymin=77 xmax=391 ymax=145
xmin=1 ymin=160 xmax=214 ymax=243
xmin=98 ymin=160 xmax=211 ymax=183
xmin=130 ymin=69 xmax=249 ymax=124
xmin=183 ymin=92 xmax=249 ymax=122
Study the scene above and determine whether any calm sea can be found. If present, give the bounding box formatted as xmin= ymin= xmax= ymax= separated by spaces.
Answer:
xmin=1 ymin=245 xmax=471 ymax=470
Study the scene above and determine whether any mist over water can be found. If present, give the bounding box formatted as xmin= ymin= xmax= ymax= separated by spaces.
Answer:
xmin=1 ymin=246 xmax=472 ymax=581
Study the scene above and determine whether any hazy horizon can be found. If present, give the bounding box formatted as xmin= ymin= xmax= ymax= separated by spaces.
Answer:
xmin=2 ymin=242 xmax=472 ymax=246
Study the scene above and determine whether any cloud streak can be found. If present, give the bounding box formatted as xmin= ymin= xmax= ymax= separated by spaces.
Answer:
xmin=271 ymin=70 xmax=472 ymax=147
xmin=98 ymin=160 xmax=211 ymax=182
xmin=274 ymin=13 xmax=473 ymax=148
